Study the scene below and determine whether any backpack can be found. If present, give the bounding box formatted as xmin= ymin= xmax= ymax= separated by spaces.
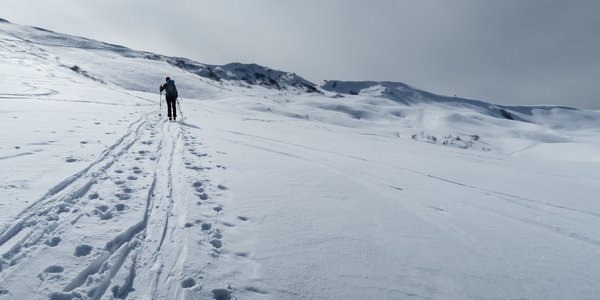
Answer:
xmin=164 ymin=80 xmax=178 ymax=97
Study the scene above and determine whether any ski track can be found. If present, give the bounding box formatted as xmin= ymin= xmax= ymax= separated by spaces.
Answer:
xmin=0 ymin=109 xmax=239 ymax=299
xmin=0 ymin=97 xmax=152 ymax=107
xmin=220 ymin=128 xmax=600 ymax=255
xmin=0 ymin=152 xmax=35 ymax=161
xmin=233 ymin=129 xmax=600 ymax=223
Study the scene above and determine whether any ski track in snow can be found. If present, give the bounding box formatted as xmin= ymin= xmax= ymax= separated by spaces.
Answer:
xmin=216 ymin=127 xmax=600 ymax=253
xmin=0 ymin=110 xmax=241 ymax=299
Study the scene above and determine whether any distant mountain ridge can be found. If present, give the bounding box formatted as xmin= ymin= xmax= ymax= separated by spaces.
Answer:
xmin=1 ymin=17 xmax=597 ymax=130
xmin=0 ymin=17 xmax=317 ymax=93
xmin=321 ymin=80 xmax=553 ymax=121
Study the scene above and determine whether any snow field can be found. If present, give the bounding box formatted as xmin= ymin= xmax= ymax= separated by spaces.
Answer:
xmin=1 ymin=19 xmax=600 ymax=299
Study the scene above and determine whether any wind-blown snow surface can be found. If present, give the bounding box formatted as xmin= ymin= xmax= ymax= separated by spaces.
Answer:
xmin=1 ymin=19 xmax=600 ymax=300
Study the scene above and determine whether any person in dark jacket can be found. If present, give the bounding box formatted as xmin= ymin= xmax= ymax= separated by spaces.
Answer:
xmin=159 ymin=77 xmax=178 ymax=121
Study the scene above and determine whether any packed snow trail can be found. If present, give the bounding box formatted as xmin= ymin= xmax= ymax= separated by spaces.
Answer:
xmin=0 ymin=110 xmax=241 ymax=299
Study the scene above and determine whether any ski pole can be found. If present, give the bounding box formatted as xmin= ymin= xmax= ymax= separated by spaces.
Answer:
xmin=159 ymin=91 xmax=162 ymax=116
xmin=176 ymin=98 xmax=184 ymax=120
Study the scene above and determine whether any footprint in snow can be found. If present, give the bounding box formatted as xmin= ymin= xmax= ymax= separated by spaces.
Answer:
xmin=210 ymin=239 xmax=222 ymax=249
xmin=245 ymin=286 xmax=268 ymax=295
xmin=181 ymin=278 xmax=196 ymax=288
xmin=96 ymin=205 xmax=113 ymax=220
xmin=221 ymin=222 xmax=235 ymax=228
xmin=45 ymin=237 xmax=61 ymax=247
xmin=99 ymin=211 xmax=113 ymax=220
xmin=43 ymin=265 xmax=64 ymax=273
xmin=74 ymin=245 xmax=92 ymax=257
xmin=57 ymin=204 xmax=70 ymax=214
xmin=116 ymin=193 xmax=131 ymax=200
xmin=212 ymin=288 xmax=232 ymax=300
xmin=65 ymin=158 xmax=77 ymax=163
xmin=46 ymin=214 xmax=59 ymax=222
xmin=127 ymin=176 xmax=137 ymax=181
xmin=38 ymin=266 xmax=65 ymax=280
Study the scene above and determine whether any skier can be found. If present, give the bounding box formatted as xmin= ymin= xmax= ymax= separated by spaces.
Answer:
xmin=159 ymin=77 xmax=178 ymax=121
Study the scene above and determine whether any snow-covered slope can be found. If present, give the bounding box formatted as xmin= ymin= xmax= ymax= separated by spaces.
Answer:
xmin=0 ymin=18 xmax=316 ymax=96
xmin=321 ymin=79 xmax=600 ymax=128
xmin=1 ymin=19 xmax=600 ymax=300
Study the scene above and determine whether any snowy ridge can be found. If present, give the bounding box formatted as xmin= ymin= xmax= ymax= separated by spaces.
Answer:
xmin=163 ymin=58 xmax=318 ymax=92
xmin=320 ymin=80 xmax=599 ymax=129
xmin=1 ymin=18 xmax=600 ymax=300
xmin=0 ymin=19 xmax=316 ymax=94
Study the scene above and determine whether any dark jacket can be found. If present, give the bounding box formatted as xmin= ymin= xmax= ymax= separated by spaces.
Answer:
xmin=160 ymin=79 xmax=178 ymax=98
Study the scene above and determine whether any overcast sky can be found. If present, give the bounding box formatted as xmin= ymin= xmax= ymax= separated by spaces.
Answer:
xmin=3 ymin=0 xmax=599 ymax=109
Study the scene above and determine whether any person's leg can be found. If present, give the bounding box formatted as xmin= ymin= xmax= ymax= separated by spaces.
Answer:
xmin=172 ymin=98 xmax=177 ymax=119
xmin=166 ymin=97 xmax=173 ymax=119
